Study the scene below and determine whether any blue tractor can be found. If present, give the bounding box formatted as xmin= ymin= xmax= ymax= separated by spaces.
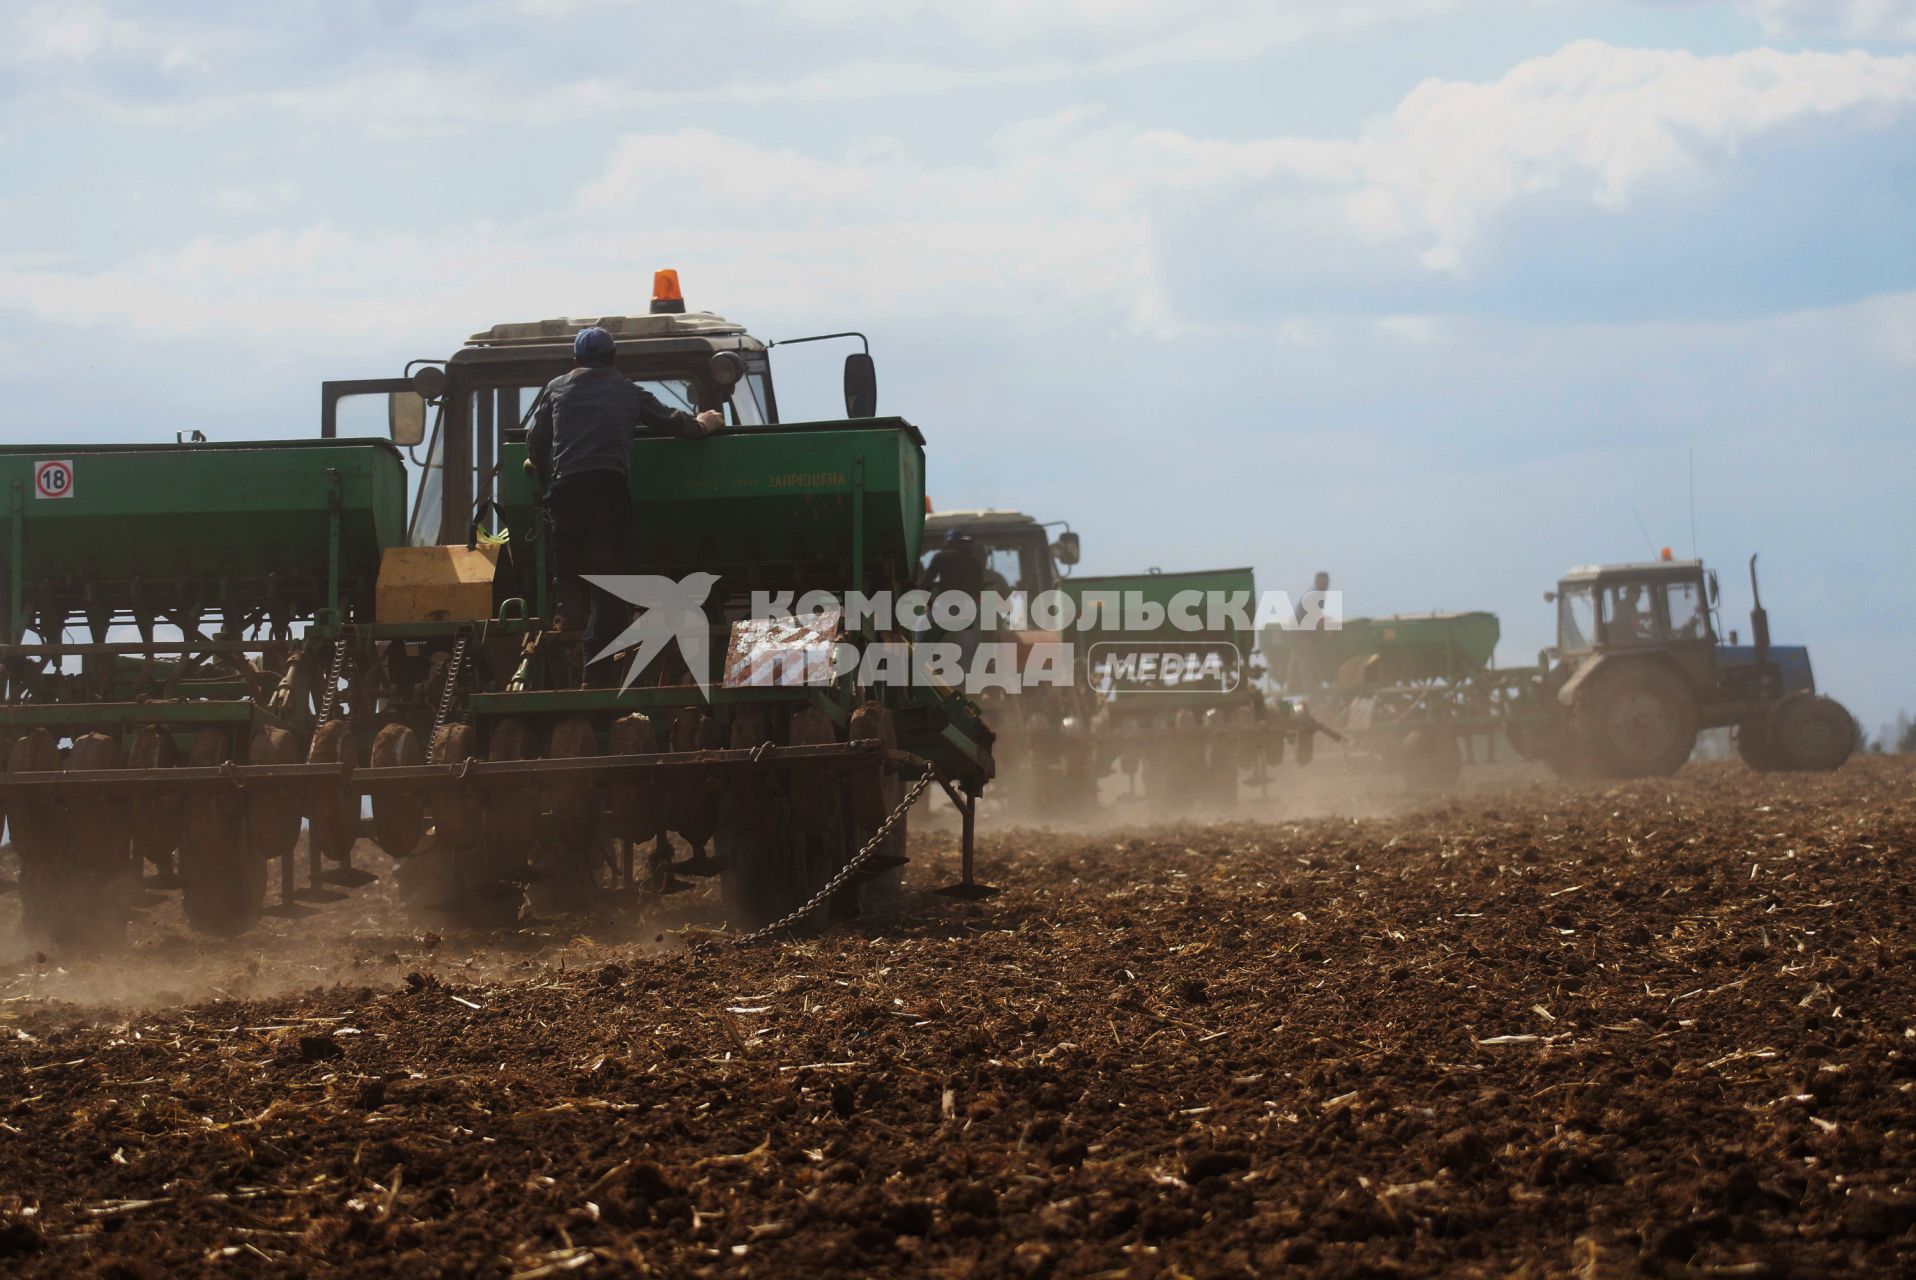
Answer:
xmin=1520 ymin=554 xmax=1855 ymax=778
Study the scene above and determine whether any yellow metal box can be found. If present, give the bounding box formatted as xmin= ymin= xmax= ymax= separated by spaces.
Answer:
xmin=375 ymin=544 xmax=500 ymax=623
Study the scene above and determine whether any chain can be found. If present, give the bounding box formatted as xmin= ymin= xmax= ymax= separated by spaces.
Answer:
xmin=734 ymin=761 xmax=936 ymax=946
xmin=316 ymin=635 xmax=347 ymax=724
xmin=425 ymin=633 xmax=469 ymax=763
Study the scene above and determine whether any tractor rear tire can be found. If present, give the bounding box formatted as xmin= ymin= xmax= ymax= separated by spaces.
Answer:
xmin=1766 ymin=694 xmax=1856 ymax=772
xmin=1576 ymin=664 xmax=1699 ymax=779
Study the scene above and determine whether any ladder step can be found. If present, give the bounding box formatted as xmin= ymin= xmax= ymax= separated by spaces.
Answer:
xmin=292 ymin=886 xmax=350 ymax=904
xmin=264 ymin=900 xmax=323 ymax=919
xmin=319 ymin=866 xmax=378 ymax=888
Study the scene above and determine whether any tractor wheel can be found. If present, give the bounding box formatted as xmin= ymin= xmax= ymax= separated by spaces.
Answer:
xmin=1734 ymin=723 xmax=1781 ymax=773
xmin=1766 ymin=694 xmax=1856 ymax=772
xmin=1401 ymin=728 xmax=1462 ymax=790
xmin=1576 ymin=665 xmax=1699 ymax=779
xmin=180 ymin=729 xmax=268 ymax=937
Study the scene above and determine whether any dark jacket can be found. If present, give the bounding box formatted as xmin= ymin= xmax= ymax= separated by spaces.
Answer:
xmin=528 ymin=366 xmax=702 ymax=483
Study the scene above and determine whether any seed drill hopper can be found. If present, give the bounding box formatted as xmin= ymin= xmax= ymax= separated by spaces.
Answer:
xmin=1063 ymin=566 xmax=1305 ymax=807
xmin=1262 ymin=610 xmax=1547 ymax=788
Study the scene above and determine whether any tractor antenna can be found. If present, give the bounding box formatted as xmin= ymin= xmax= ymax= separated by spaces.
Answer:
xmin=1630 ymin=506 xmax=1656 ymax=558
xmin=1688 ymin=449 xmax=1698 ymax=560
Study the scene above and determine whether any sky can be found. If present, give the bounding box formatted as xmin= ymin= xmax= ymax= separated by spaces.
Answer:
xmin=1 ymin=0 xmax=1913 ymax=733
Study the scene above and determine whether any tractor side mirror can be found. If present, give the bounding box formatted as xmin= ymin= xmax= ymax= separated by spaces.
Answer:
xmin=1543 ymin=590 xmax=1557 ymax=603
xmin=1708 ymin=571 xmax=1719 ymax=605
xmin=388 ymin=391 xmax=427 ymax=447
xmin=1051 ymin=531 xmax=1081 ymax=566
xmin=844 ymin=352 xmax=877 ymax=418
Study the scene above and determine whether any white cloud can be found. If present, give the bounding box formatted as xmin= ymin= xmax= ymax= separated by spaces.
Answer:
xmin=1744 ymin=0 xmax=1916 ymax=41
xmin=7 ymin=39 xmax=1916 ymax=348
xmin=57 ymin=0 xmax=1542 ymax=134
xmin=4 ymin=2 xmax=242 ymax=73
xmin=1869 ymin=292 xmax=1916 ymax=364
xmin=1129 ymin=40 xmax=1916 ymax=273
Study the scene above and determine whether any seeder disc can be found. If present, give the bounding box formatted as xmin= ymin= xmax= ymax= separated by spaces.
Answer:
xmin=181 ymin=729 xmax=268 ymax=937
xmin=127 ymin=725 xmax=182 ymax=880
xmin=369 ymin=723 xmax=426 ymax=857
xmin=545 ymin=716 xmax=601 ymax=845
xmin=305 ymin=720 xmax=360 ymax=862
xmin=428 ymin=723 xmax=484 ymax=847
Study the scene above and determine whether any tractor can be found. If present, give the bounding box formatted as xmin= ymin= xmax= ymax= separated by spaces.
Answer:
xmin=919 ymin=509 xmax=1308 ymax=810
xmin=918 ymin=509 xmax=1099 ymax=812
xmin=0 ymin=272 xmax=996 ymax=948
xmin=1514 ymin=554 xmax=1855 ymax=777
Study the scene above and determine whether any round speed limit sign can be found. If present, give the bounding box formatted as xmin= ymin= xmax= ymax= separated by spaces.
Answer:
xmin=33 ymin=459 xmax=74 ymax=500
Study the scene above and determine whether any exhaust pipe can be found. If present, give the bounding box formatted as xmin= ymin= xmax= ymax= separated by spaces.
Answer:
xmin=1748 ymin=553 xmax=1770 ymax=666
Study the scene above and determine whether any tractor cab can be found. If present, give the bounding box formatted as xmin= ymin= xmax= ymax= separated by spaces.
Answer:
xmin=919 ymin=509 xmax=1079 ymax=600
xmin=1551 ymin=558 xmax=1715 ymax=675
xmin=322 ymin=269 xmax=879 ymax=547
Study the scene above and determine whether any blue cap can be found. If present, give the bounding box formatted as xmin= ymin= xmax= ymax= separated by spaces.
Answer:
xmin=574 ymin=326 xmax=616 ymax=363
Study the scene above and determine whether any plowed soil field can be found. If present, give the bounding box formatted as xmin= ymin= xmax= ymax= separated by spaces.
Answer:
xmin=2 ymin=758 xmax=1913 ymax=1277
